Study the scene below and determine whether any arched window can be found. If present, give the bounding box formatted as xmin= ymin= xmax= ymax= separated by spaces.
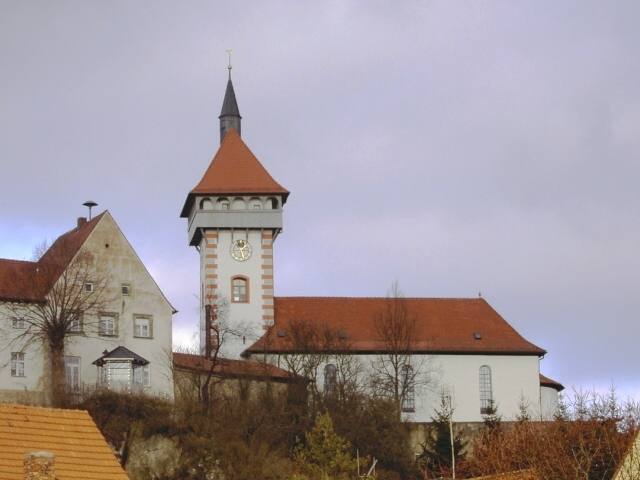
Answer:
xmin=479 ymin=365 xmax=493 ymax=414
xmin=217 ymin=198 xmax=230 ymax=210
xmin=231 ymin=276 xmax=249 ymax=303
xmin=232 ymin=197 xmax=246 ymax=210
xmin=249 ymin=197 xmax=262 ymax=210
xmin=401 ymin=364 xmax=415 ymax=412
xmin=200 ymin=198 xmax=213 ymax=210
xmin=266 ymin=197 xmax=278 ymax=210
xmin=324 ymin=363 xmax=337 ymax=396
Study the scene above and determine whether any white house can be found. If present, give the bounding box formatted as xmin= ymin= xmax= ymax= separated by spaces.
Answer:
xmin=181 ymin=73 xmax=564 ymax=423
xmin=0 ymin=211 xmax=175 ymax=404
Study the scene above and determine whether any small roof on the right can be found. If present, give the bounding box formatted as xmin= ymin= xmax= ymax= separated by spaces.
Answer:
xmin=245 ymin=297 xmax=546 ymax=356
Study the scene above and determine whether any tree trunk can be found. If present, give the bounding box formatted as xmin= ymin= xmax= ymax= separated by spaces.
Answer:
xmin=49 ymin=341 xmax=67 ymax=407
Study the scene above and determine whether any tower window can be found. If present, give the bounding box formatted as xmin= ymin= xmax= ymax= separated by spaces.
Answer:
xmin=250 ymin=198 xmax=262 ymax=210
xmin=479 ymin=365 xmax=493 ymax=414
xmin=231 ymin=276 xmax=249 ymax=303
xmin=266 ymin=197 xmax=278 ymax=210
xmin=217 ymin=198 xmax=230 ymax=210
xmin=200 ymin=198 xmax=213 ymax=210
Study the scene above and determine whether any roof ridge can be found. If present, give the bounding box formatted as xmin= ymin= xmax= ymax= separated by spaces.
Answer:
xmin=275 ymin=296 xmax=484 ymax=301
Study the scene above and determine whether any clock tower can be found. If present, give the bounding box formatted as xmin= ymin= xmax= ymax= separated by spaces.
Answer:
xmin=180 ymin=75 xmax=289 ymax=359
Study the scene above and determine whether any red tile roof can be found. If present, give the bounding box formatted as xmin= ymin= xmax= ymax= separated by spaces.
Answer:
xmin=0 ymin=213 xmax=104 ymax=302
xmin=539 ymin=373 xmax=564 ymax=392
xmin=180 ymin=128 xmax=289 ymax=217
xmin=245 ymin=297 xmax=545 ymax=356
xmin=0 ymin=403 xmax=128 ymax=480
xmin=173 ymin=352 xmax=300 ymax=382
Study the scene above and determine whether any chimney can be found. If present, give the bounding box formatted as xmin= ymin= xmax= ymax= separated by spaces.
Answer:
xmin=77 ymin=217 xmax=87 ymax=228
xmin=24 ymin=451 xmax=55 ymax=480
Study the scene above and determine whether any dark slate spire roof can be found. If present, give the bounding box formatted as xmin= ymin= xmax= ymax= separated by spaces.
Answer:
xmin=220 ymin=77 xmax=241 ymax=118
xmin=219 ymin=76 xmax=242 ymax=142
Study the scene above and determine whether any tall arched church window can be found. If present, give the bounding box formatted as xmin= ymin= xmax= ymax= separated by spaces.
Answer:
xmin=231 ymin=276 xmax=249 ymax=303
xmin=401 ymin=364 xmax=415 ymax=412
xmin=324 ymin=363 xmax=337 ymax=396
xmin=479 ymin=365 xmax=493 ymax=414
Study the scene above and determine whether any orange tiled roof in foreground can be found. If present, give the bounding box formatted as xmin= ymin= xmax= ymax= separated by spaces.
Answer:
xmin=180 ymin=128 xmax=289 ymax=217
xmin=0 ymin=213 xmax=104 ymax=303
xmin=0 ymin=403 xmax=128 ymax=480
xmin=173 ymin=352 xmax=301 ymax=382
xmin=245 ymin=297 xmax=545 ymax=356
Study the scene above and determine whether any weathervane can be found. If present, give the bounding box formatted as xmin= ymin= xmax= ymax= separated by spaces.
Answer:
xmin=226 ymin=49 xmax=233 ymax=79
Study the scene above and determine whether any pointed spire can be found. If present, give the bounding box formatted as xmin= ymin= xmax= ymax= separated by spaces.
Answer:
xmin=219 ymin=53 xmax=241 ymax=142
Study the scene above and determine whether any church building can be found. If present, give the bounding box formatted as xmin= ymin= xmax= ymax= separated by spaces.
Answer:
xmin=181 ymin=73 xmax=564 ymax=423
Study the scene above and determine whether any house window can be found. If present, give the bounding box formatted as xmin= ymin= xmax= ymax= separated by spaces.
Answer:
xmin=479 ymin=365 xmax=493 ymax=414
xmin=10 ymin=352 xmax=25 ymax=377
xmin=12 ymin=318 xmax=26 ymax=329
xmin=133 ymin=364 xmax=150 ymax=387
xmin=99 ymin=313 xmax=118 ymax=336
xmin=102 ymin=361 xmax=131 ymax=392
xmin=134 ymin=315 xmax=153 ymax=338
xmin=231 ymin=276 xmax=249 ymax=303
xmin=84 ymin=282 xmax=94 ymax=293
xmin=324 ymin=363 xmax=337 ymax=396
xmin=401 ymin=364 xmax=415 ymax=412
xmin=121 ymin=284 xmax=131 ymax=296
xmin=68 ymin=313 xmax=82 ymax=333
xmin=64 ymin=356 xmax=81 ymax=392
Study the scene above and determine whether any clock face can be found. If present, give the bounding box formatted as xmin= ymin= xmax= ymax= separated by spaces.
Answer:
xmin=230 ymin=239 xmax=252 ymax=262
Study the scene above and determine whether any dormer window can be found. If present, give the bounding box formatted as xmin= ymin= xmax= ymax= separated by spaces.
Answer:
xmin=231 ymin=276 xmax=249 ymax=303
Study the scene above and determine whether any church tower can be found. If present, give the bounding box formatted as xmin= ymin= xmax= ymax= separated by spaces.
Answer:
xmin=180 ymin=74 xmax=289 ymax=359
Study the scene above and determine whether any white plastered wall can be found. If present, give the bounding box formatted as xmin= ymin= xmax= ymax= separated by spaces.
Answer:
xmin=200 ymin=229 xmax=270 ymax=359
xmin=262 ymin=352 xmax=543 ymax=423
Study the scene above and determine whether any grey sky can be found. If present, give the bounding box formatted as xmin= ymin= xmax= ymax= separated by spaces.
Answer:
xmin=1 ymin=1 xmax=639 ymax=397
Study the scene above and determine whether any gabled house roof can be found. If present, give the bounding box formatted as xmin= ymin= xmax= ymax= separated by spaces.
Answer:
xmin=173 ymin=352 xmax=301 ymax=383
xmin=0 ymin=213 xmax=104 ymax=303
xmin=245 ymin=297 xmax=546 ymax=356
xmin=180 ymin=128 xmax=289 ymax=217
xmin=0 ymin=403 xmax=128 ymax=480
xmin=0 ymin=211 xmax=176 ymax=313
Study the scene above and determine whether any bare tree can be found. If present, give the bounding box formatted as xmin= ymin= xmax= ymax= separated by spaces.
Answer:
xmin=5 ymin=242 xmax=112 ymax=406
xmin=370 ymin=283 xmax=432 ymax=417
